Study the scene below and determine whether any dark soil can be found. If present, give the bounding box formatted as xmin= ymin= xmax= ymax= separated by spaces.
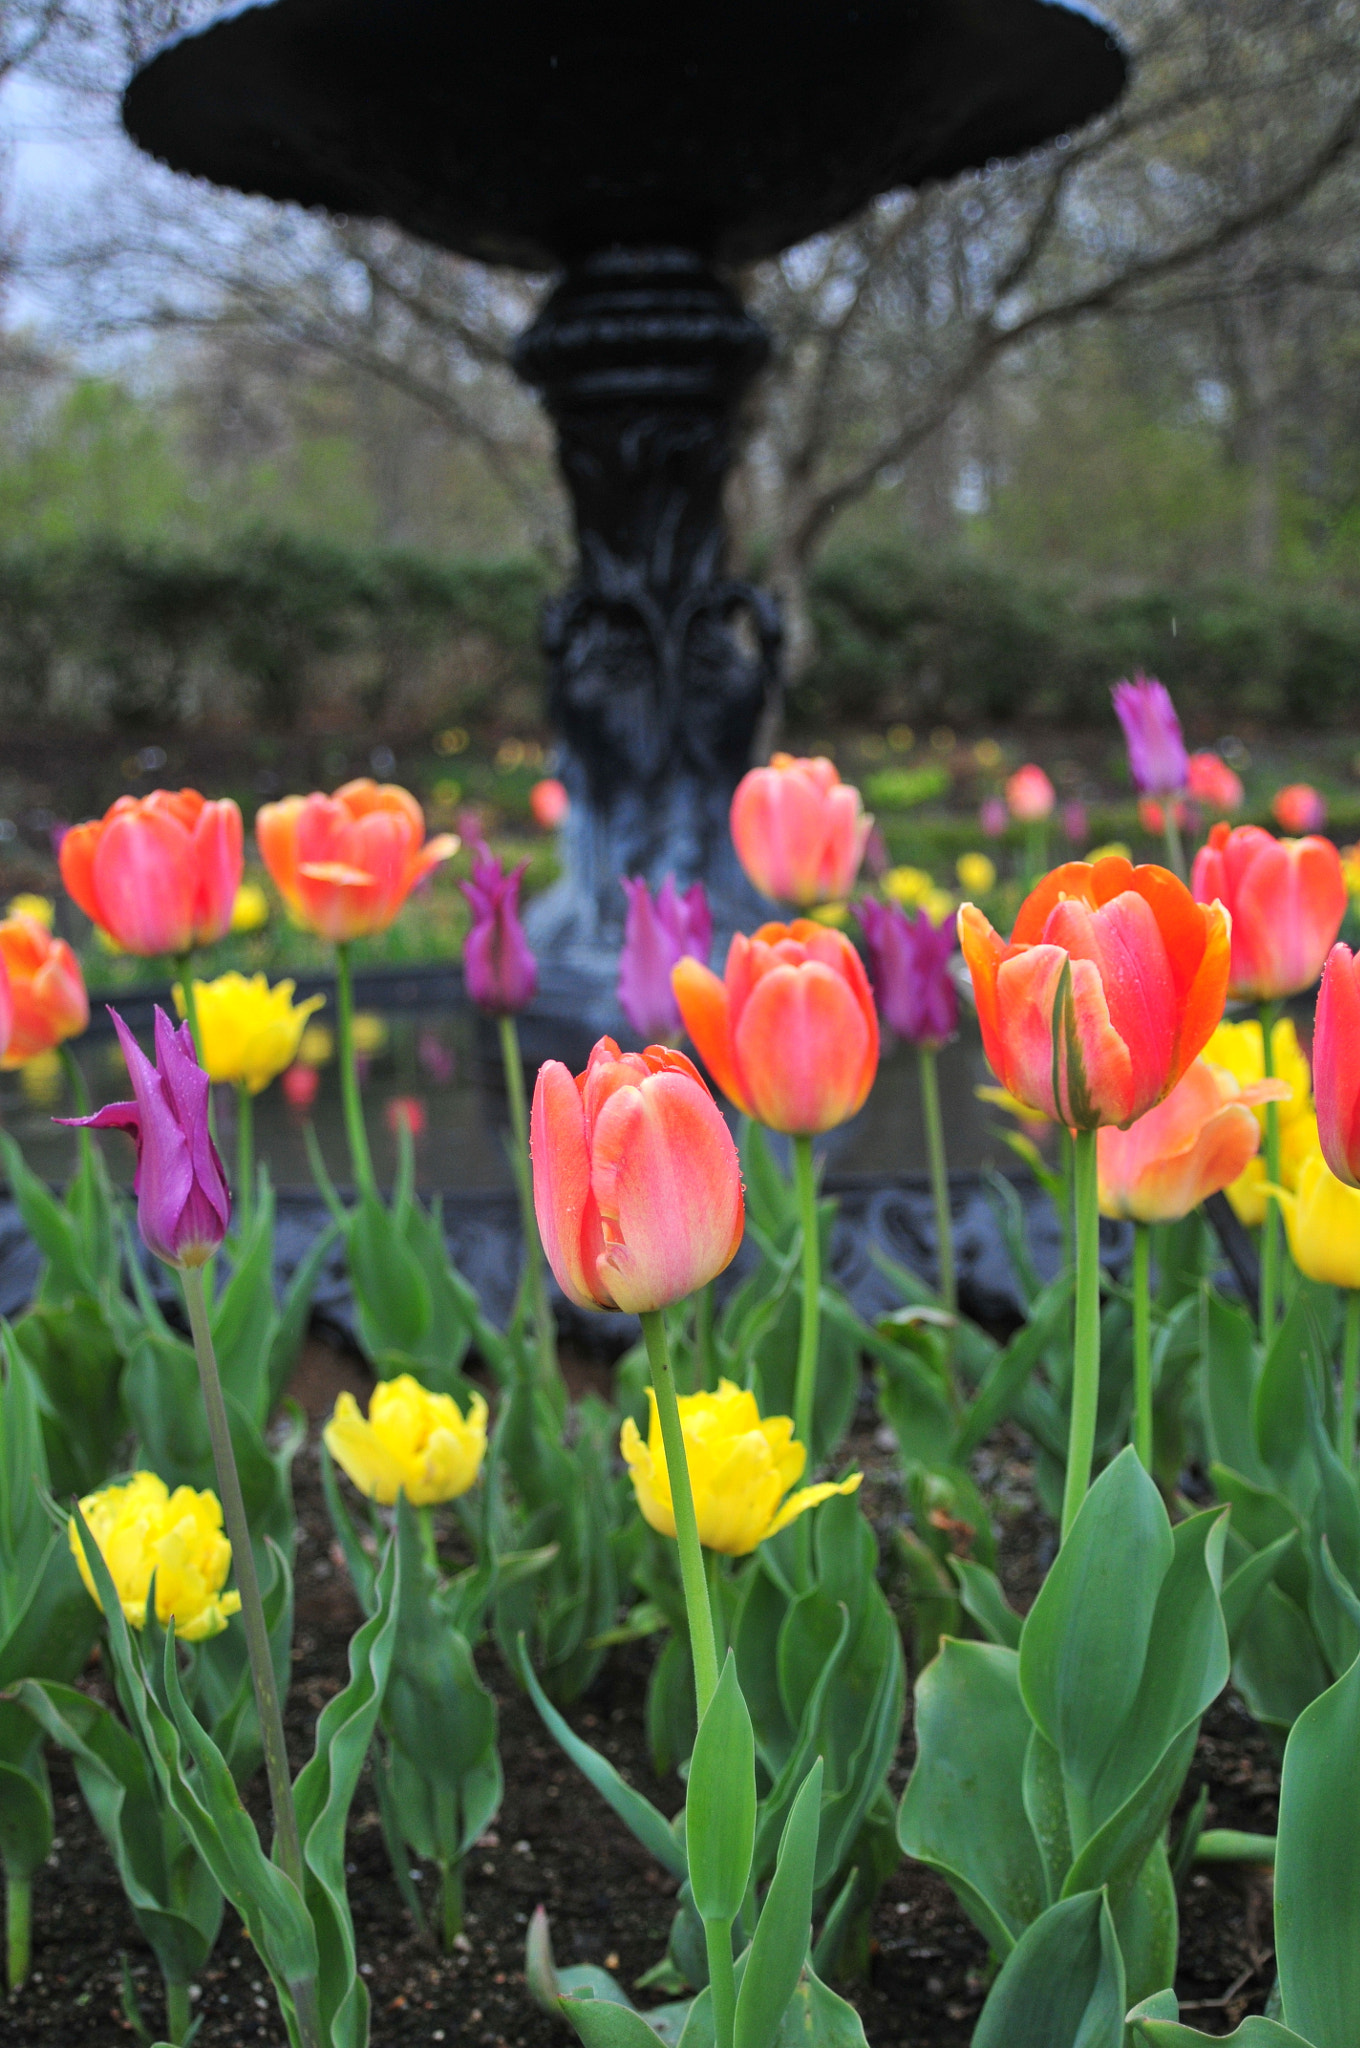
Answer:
xmin=5 ymin=1343 xmax=1280 ymax=2047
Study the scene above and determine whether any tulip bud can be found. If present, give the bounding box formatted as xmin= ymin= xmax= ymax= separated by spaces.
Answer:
xmin=1272 ymin=783 xmax=1327 ymax=835
xmin=59 ymin=1006 xmax=230 ymax=1269
xmin=617 ymin=875 xmax=712 ymax=1041
xmin=530 ymin=1037 xmax=743 ymax=1314
xmin=1004 ymin=765 xmax=1055 ymax=822
xmin=1186 ymin=752 xmax=1243 ymax=816
xmin=460 ymin=845 xmax=537 ymax=1016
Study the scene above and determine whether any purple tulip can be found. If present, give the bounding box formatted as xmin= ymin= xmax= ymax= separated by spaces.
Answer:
xmin=59 ymin=1007 xmax=230 ymax=1269
xmin=1111 ymin=674 xmax=1189 ymax=798
xmin=460 ymin=845 xmax=537 ymax=1016
xmin=617 ymin=875 xmax=713 ymax=1041
xmin=857 ymin=900 xmax=958 ymax=1050
xmin=1062 ymin=799 xmax=1089 ymax=846
xmin=979 ymin=796 xmax=1008 ymax=839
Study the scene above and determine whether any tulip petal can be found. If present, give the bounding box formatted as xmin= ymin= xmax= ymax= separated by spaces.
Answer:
xmin=530 ymin=1058 xmax=606 ymax=1310
xmin=58 ymin=820 xmax=103 ymax=926
xmin=590 ymin=1070 xmax=743 ymax=1313
xmin=732 ymin=959 xmax=874 ymax=1134
xmin=994 ymin=945 xmax=1134 ymax=1127
xmin=672 ymin=956 xmax=752 ymax=1116
xmin=91 ymin=806 xmax=197 ymax=956
xmin=766 ymin=1472 xmax=864 ymax=1539
xmin=1317 ymin=943 xmax=1360 ymax=1187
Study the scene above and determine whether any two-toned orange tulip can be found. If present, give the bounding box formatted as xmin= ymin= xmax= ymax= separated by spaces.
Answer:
xmin=530 ymin=1036 xmax=743 ymax=1315
xmin=729 ymin=754 xmax=871 ymax=908
xmin=1191 ymin=822 xmax=1346 ymax=1001
xmin=255 ymin=779 xmax=458 ymax=942
xmin=1096 ymin=1056 xmax=1288 ymax=1223
xmin=0 ymin=914 xmax=88 ymax=1066
xmin=959 ymin=857 xmax=1231 ymax=1130
xmin=1314 ymin=942 xmax=1360 ymax=1188
xmin=672 ymin=921 xmax=879 ymax=1134
xmin=59 ymin=791 xmax=243 ymax=957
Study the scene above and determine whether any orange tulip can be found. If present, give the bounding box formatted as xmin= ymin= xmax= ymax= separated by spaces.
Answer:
xmin=729 ymin=754 xmax=871 ymax=907
xmin=59 ymin=791 xmax=243 ymax=957
xmin=958 ymin=856 xmax=1230 ymax=1130
xmin=255 ymin=780 xmax=458 ymax=942
xmin=0 ymin=914 xmax=88 ymax=1066
xmin=1191 ymin=822 xmax=1346 ymax=1001
xmin=672 ymin=920 xmax=879 ymax=1134
xmin=1096 ymin=1056 xmax=1288 ymax=1223
xmin=530 ymin=1037 xmax=743 ymax=1314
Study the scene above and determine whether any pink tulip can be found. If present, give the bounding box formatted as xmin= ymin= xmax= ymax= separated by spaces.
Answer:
xmin=530 ymin=778 xmax=569 ymax=830
xmin=1097 ymin=1056 xmax=1287 ymax=1223
xmin=730 ymin=754 xmax=871 ymax=907
xmin=1273 ymin=783 xmax=1327 ymax=835
xmin=1187 ymin=752 xmax=1244 ymax=815
xmin=1314 ymin=943 xmax=1360 ymax=1187
xmin=1192 ymin=823 xmax=1347 ymax=1001
xmin=60 ymin=791 xmax=243 ymax=957
xmin=1005 ymin=765 xmax=1055 ymax=823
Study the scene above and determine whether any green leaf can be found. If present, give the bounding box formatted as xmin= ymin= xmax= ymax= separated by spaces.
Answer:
xmin=971 ymin=1890 xmax=1126 ymax=2048
xmin=210 ymin=1217 xmax=278 ymax=1425
xmin=1127 ymin=1988 xmax=1313 ymax=2048
xmin=0 ymin=1129 xmax=89 ymax=1298
xmin=347 ymin=1194 xmax=431 ymax=1361
xmin=1222 ymin=1532 xmax=1299 ymax=1653
xmin=898 ymin=1639 xmax=1045 ymax=1953
xmin=562 ymin=1994 xmax=680 ymax=2048
xmin=1233 ymin=1580 xmax=1332 ymax=1737
xmin=734 ymin=1761 xmax=822 ymax=2048
xmin=0 ymin=1723 xmax=52 ymax=1882
xmin=957 ymin=1276 xmax=1074 ymax=1459
xmin=1200 ymin=1288 xmax=1266 ymax=1484
xmin=1254 ymin=1291 xmax=1325 ymax=1499
xmin=517 ymin=1638 xmax=686 ymax=1880
xmin=1275 ymin=1648 xmax=1360 ymax=2048
xmin=11 ymin=1296 xmax=125 ymax=1499
xmin=687 ymin=1652 xmax=756 ymax=1925
xmin=950 ymin=1558 xmax=1023 ymax=1649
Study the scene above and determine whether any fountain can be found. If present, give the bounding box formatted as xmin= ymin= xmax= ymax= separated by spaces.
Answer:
xmin=122 ymin=0 xmax=1126 ymax=978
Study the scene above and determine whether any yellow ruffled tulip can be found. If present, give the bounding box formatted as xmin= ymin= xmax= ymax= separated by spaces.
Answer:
xmin=71 ymin=1472 xmax=241 ymax=1643
xmin=1275 ymin=1148 xmax=1360 ymax=1291
xmin=1206 ymin=1018 xmax=1315 ymax=1228
xmin=175 ymin=972 xmax=325 ymax=1094
xmin=620 ymin=1378 xmax=861 ymax=1557
xmin=324 ymin=1375 xmax=488 ymax=1506
xmin=1227 ymin=1108 xmax=1320 ymax=1228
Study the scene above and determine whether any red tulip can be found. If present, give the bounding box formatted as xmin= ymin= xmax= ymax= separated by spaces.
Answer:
xmin=1191 ymin=822 xmax=1346 ymax=1001
xmin=958 ymin=856 xmax=1231 ymax=1129
xmin=672 ymin=920 xmax=879 ymax=1134
xmin=1187 ymin=752 xmax=1244 ymax=815
xmin=0 ymin=914 xmax=88 ymax=1065
xmin=282 ymin=1063 xmax=320 ymax=1111
xmin=1314 ymin=942 xmax=1360 ymax=1187
xmin=256 ymin=780 xmax=458 ymax=942
xmin=729 ymin=754 xmax=871 ymax=908
xmin=60 ymin=791 xmax=243 ymax=957
xmin=1096 ymin=1056 xmax=1286 ymax=1223
xmin=530 ymin=1037 xmax=743 ymax=1314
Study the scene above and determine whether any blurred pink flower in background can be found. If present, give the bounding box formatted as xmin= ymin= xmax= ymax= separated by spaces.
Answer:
xmin=282 ymin=1064 xmax=319 ymax=1111
xmin=1273 ymin=782 xmax=1327 ymax=834
xmin=1061 ymin=799 xmax=1088 ymax=846
xmin=1004 ymin=764 xmax=1055 ymax=822
xmin=1187 ymin=751 xmax=1244 ymax=815
xmin=417 ymin=1030 xmax=456 ymax=1086
xmin=529 ymin=778 xmax=569 ymax=830
xmin=980 ymin=796 xmax=1008 ymax=839
xmin=385 ymin=1095 xmax=427 ymax=1140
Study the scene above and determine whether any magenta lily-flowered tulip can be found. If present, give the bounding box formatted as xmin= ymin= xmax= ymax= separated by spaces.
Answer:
xmin=460 ymin=845 xmax=538 ymax=1016
xmin=60 ymin=1007 xmax=230 ymax=1268
xmin=1111 ymin=674 xmax=1189 ymax=798
xmin=857 ymin=899 xmax=958 ymax=1050
xmin=617 ymin=875 xmax=713 ymax=1041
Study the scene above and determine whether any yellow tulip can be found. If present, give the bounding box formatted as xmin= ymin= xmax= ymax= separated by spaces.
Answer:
xmin=350 ymin=1012 xmax=388 ymax=1057
xmin=883 ymin=865 xmax=934 ymax=908
xmin=19 ymin=1050 xmax=63 ymax=1107
xmin=1204 ymin=1018 xmax=1311 ymax=1128
xmin=921 ymin=888 xmax=955 ymax=927
xmin=1227 ymin=1108 xmax=1320 ymax=1228
xmin=174 ymin=972 xmax=325 ymax=1094
xmin=71 ymin=1472 xmax=241 ymax=1643
xmin=955 ymin=852 xmax=996 ymax=896
xmin=229 ymin=880 xmax=271 ymax=934
xmin=6 ymin=893 xmax=54 ymax=928
xmin=324 ymin=1375 xmax=488 ymax=1506
xmin=620 ymin=1378 xmax=861 ymax=1557
xmin=1275 ymin=1148 xmax=1360 ymax=1291
xmin=297 ymin=1022 xmax=335 ymax=1068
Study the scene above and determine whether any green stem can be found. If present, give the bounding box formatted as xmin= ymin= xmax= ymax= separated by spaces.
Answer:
xmin=335 ymin=941 xmax=376 ymax=1198
xmin=1161 ymin=808 xmax=1187 ymax=883
xmin=791 ymin=1134 xmax=821 ymax=1454
xmin=59 ymin=1040 xmax=91 ymax=1116
xmin=1260 ymin=1004 xmax=1282 ymax=1338
xmin=418 ymin=1504 xmax=439 ymax=1579
xmin=59 ymin=1043 xmax=96 ymax=1242
xmin=499 ymin=1012 xmax=557 ymax=1396
xmin=175 ymin=957 xmax=205 ymax=1064
xmin=1132 ymin=1222 xmax=1154 ymax=1473
xmin=694 ymin=1282 xmax=714 ymax=1393
xmin=6 ymin=1871 xmax=30 ymax=1992
xmin=235 ymin=1083 xmax=254 ymax=1240
xmin=181 ymin=1266 xmax=322 ymax=2048
xmin=164 ymin=1978 xmax=192 ymax=2045
xmin=1061 ymin=1128 xmax=1102 ymax=1544
xmin=438 ymin=1856 xmax=464 ymax=1948
xmin=1341 ymin=1291 xmax=1360 ymax=1470
xmin=919 ymin=1046 xmax=958 ymax=1407
xmin=641 ymin=1310 xmax=719 ymax=1719
xmin=704 ymin=1920 xmax=737 ymax=2048
xmin=706 ymin=1547 xmax=728 ymax=1667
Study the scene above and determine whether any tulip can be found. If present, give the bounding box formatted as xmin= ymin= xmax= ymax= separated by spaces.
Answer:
xmin=529 ymin=777 xmax=569 ymax=829
xmin=384 ymin=1095 xmax=427 ymax=1139
xmin=60 ymin=1006 xmax=230 ymax=1270
xmin=60 ymin=790 xmax=243 ymax=958
xmin=1005 ymin=764 xmax=1055 ymax=822
xmin=6 ymin=893 xmax=54 ymax=927
xmin=324 ymin=1375 xmax=488 ymax=1506
xmin=229 ymin=880 xmax=271 ymax=933
xmin=1112 ymin=675 xmax=1188 ymax=797
xmin=176 ymin=972 xmax=324 ymax=1096
xmin=256 ymin=779 xmax=457 ymax=943
xmin=979 ymin=796 xmax=1008 ymax=839
xmin=1191 ymin=823 xmax=1346 ymax=1003
xmin=960 ymin=855 xmax=1230 ymax=1538
xmin=959 ymin=856 xmax=1230 ymax=1131
xmin=282 ymin=1063 xmax=320 ymax=1111
xmin=460 ymin=845 xmax=537 ymax=1017
xmin=1061 ymin=800 xmax=1088 ymax=847
xmin=1273 ymin=782 xmax=1327 ymax=834
xmin=617 ymin=875 xmax=712 ymax=1042
xmin=856 ymin=900 xmax=956 ymax=1051
xmin=1314 ymin=942 xmax=1360 ymax=1188
xmin=672 ymin=921 xmax=879 ymax=1137
xmin=956 ymin=852 xmax=996 ymax=896
xmin=0 ymin=914 xmax=87 ymax=1066
xmin=531 ymin=1036 xmax=743 ymax=1316
xmin=729 ymin=753 xmax=872 ymax=908
xmin=71 ymin=1471 xmax=241 ymax=1642
xmin=1274 ymin=1146 xmax=1360 ymax=1290
xmin=1096 ymin=1057 xmax=1286 ymax=1225
xmin=1187 ymin=751 xmax=1244 ymax=815
xmin=619 ymin=1380 xmax=860 ymax=1556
